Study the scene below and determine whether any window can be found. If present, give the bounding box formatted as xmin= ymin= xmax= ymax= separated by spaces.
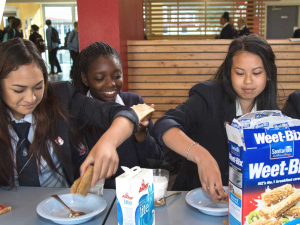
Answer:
xmin=144 ymin=0 xmax=265 ymax=39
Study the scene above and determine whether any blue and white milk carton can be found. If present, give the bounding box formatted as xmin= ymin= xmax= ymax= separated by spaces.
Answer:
xmin=116 ymin=166 xmax=155 ymax=225
xmin=226 ymin=110 xmax=300 ymax=225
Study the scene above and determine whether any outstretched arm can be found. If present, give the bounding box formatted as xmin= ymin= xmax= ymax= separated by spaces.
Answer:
xmin=80 ymin=116 xmax=134 ymax=186
xmin=162 ymin=127 xmax=226 ymax=200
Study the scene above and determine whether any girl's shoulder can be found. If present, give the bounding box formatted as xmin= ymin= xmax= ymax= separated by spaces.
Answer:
xmin=120 ymin=92 xmax=145 ymax=107
xmin=189 ymin=80 xmax=225 ymax=104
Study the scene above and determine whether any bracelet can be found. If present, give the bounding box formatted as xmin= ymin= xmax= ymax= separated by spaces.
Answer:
xmin=185 ymin=142 xmax=198 ymax=160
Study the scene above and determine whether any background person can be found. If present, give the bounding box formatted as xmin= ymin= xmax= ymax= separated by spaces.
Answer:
xmin=45 ymin=19 xmax=62 ymax=75
xmin=67 ymin=22 xmax=79 ymax=69
xmin=153 ymin=35 xmax=278 ymax=199
xmin=237 ymin=17 xmax=250 ymax=38
xmin=3 ymin=18 xmax=23 ymax=42
xmin=72 ymin=41 xmax=164 ymax=189
xmin=0 ymin=38 xmax=139 ymax=188
xmin=217 ymin=12 xmax=234 ymax=39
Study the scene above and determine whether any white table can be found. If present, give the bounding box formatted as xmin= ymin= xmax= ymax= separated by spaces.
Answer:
xmin=105 ymin=191 xmax=228 ymax=225
xmin=0 ymin=187 xmax=116 ymax=225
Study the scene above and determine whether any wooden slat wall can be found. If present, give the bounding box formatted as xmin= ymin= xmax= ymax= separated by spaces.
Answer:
xmin=127 ymin=39 xmax=300 ymax=123
xmin=144 ymin=0 xmax=265 ymax=40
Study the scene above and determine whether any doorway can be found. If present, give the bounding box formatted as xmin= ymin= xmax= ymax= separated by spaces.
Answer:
xmin=267 ymin=6 xmax=299 ymax=39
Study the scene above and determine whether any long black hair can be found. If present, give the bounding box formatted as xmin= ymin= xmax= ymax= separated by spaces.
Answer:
xmin=72 ymin=41 xmax=121 ymax=95
xmin=213 ymin=34 xmax=278 ymax=110
xmin=0 ymin=39 xmax=70 ymax=188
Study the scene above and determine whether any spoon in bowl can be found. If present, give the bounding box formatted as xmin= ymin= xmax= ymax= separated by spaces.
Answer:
xmin=51 ymin=195 xmax=86 ymax=218
xmin=154 ymin=191 xmax=181 ymax=206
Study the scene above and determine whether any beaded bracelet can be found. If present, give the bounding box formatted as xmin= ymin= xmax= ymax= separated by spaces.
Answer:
xmin=185 ymin=142 xmax=199 ymax=160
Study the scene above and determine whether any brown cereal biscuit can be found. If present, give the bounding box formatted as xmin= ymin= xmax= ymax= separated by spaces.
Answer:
xmin=71 ymin=177 xmax=82 ymax=194
xmin=272 ymin=191 xmax=300 ymax=218
xmin=261 ymin=184 xmax=294 ymax=207
xmin=251 ymin=220 xmax=282 ymax=225
xmin=259 ymin=207 xmax=273 ymax=220
xmin=283 ymin=205 xmax=300 ymax=218
xmin=71 ymin=165 xmax=94 ymax=196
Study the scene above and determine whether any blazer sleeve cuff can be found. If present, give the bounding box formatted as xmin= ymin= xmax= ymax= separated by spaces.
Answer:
xmin=112 ymin=109 xmax=139 ymax=135
xmin=153 ymin=118 xmax=184 ymax=148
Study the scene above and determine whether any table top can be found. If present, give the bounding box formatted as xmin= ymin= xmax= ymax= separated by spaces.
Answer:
xmin=0 ymin=187 xmax=116 ymax=225
xmin=105 ymin=191 xmax=228 ymax=225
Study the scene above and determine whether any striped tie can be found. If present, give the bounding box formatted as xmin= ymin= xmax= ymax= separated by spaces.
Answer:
xmin=12 ymin=121 xmax=40 ymax=187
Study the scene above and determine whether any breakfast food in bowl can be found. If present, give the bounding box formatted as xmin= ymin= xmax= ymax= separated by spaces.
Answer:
xmin=71 ymin=165 xmax=93 ymax=196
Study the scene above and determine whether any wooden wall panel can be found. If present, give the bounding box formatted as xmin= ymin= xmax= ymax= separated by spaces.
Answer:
xmin=128 ymin=39 xmax=300 ymax=121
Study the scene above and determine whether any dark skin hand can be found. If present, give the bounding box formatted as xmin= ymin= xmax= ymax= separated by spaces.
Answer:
xmin=134 ymin=104 xmax=155 ymax=142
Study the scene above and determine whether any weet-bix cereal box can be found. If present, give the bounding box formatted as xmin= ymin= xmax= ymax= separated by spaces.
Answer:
xmin=116 ymin=166 xmax=155 ymax=225
xmin=226 ymin=111 xmax=300 ymax=225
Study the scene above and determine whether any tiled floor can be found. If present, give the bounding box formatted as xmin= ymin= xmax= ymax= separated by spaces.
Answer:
xmin=47 ymin=63 xmax=72 ymax=82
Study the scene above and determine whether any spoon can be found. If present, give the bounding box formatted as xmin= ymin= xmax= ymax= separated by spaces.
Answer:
xmin=51 ymin=195 xmax=86 ymax=218
xmin=155 ymin=191 xmax=181 ymax=206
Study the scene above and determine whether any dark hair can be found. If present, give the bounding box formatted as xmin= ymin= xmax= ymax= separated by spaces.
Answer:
xmin=46 ymin=19 xmax=52 ymax=26
xmin=213 ymin=34 xmax=278 ymax=110
xmin=31 ymin=24 xmax=39 ymax=32
xmin=8 ymin=16 xmax=15 ymax=22
xmin=0 ymin=39 xmax=69 ymax=188
xmin=72 ymin=41 xmax=122 ymax=95
xmin=11 ymin=18 xmax=21 ymax=29
xmin=74 ymin=22 xmax=78 ymax=28
xmin=222 ymin=12 xmax=230 ymax=22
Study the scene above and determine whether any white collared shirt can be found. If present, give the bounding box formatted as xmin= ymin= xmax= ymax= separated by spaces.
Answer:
xmin=236 ymin=99 xmax=257 ymax=117
xmin=238 ymin=25 xmax=245 ymax=31
xmin=9 ymin=111 xmax=68 ymax=187
xmin=86 ymin=89 xmax=125 ymax=105
xmin=223 ymin=22 xmax=229 ymax=28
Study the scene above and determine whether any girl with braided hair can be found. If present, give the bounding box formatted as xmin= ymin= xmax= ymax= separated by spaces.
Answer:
xmin=0 ymin=38 xmax=139 ymax=188
xmin=72 ymin=41 xmax=163 ymax=189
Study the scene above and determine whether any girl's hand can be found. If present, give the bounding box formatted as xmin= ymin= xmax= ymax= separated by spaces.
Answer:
xmin=135 ymin=104 xmax=154 ymax=142
xmin=80 ymin=139 xmax=119 ymax=186
xmin=80 ymin=117 xmax=134 ymax=186
xmin=191 ymin=147 xmax=226 ymax=200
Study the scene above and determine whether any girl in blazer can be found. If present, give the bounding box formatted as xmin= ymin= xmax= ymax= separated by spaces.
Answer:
xmin=153 ymin=35 xmax=278 ymax=199
xmin=237 ymin=17 xmax=250 ymax=38
xmin=0 ymin=38 xmax=139 ymax=188
xmin=72 ymin=42 xmax=163 ymax=189
xmin=219 ymin=12 xmax=234 ymax=39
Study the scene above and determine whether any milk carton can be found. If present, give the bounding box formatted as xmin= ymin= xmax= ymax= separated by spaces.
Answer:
xmin=226 ymin=111 xmax=300 ymax=225
xmin=116 ymin=166 xmax=155 ymax=225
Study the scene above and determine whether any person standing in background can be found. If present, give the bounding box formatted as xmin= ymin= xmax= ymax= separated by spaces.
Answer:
xmin=218 ymin=12 xmax=234 ymax=39
xmin=236 ymin=17 xmax=250 ymax=38
xmin=45 ymin=19 xmax=62 ymax=75
xmin=3 ymin=16 xmax=15 ymax=33
xmin=2 ymin=18 xmax=23 ymax=42
xmin=67 ymin=22 xmax=79 ymax=79
xmin=29 ymin=25 xmax=45 ymax=54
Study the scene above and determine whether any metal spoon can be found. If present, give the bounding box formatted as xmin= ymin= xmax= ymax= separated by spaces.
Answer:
xmin=51 ymin=195 xmax=86 ymax=218
xmin=155 ymin=191 xmax=181 ymax=206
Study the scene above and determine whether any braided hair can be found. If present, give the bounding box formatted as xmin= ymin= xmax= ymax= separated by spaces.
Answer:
xmin=72 ymin=41 xmax=122 ymax=95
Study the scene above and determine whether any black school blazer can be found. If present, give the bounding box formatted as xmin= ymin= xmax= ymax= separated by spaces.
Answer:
xmin=84 ymin=92 xmax=164 ymax=189
xmin=220 ymin=23 xmax=234 ymax=39
xmin=48 ymin=81 xmax=138 ymax=185
xmin=153 ymin=81 xmax=236 ymax=191
xmin=281 ymin=91 xmax=300 ymax=119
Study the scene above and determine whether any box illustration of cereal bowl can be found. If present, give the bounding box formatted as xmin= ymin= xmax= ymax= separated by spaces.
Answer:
xmin=225 ymin=110 xmax=300 ymax=225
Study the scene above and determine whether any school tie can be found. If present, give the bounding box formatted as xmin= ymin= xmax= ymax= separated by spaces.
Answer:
xmin=12 ymin=121 xmax=40 ymax=187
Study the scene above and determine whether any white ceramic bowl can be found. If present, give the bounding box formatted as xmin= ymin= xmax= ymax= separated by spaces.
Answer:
xmin=185 ymin=186 xmax=228 ymax=217
xmin=36 ymin=193 xmax=107 ymax=224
